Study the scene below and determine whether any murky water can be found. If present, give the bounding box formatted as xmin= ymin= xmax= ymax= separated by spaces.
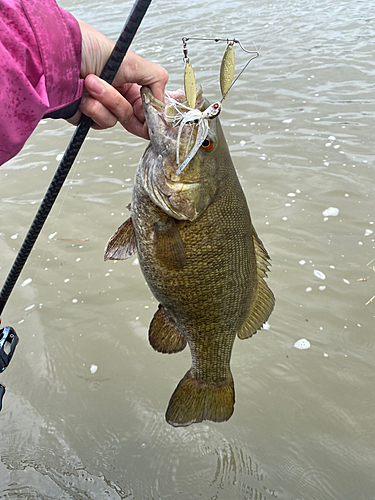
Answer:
xmin=1 ymin=0 xmax=374 ymax=498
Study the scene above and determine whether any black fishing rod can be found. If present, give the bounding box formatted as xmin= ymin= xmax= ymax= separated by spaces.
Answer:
xmin=0 ymin=0 xmax=153 ymax=410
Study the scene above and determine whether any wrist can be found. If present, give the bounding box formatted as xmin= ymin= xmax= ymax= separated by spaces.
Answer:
xmin=78 ymin=19 xmax=115 ymax=78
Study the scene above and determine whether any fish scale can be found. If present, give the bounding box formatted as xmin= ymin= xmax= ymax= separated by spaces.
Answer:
xmin=104 ymin=86 xmax=274 ymax=427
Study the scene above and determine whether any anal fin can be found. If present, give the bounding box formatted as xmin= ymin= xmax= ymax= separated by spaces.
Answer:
xmin=238 ymin=229 xmax=275 ymax=339
xmin=149 ymin=305 xmax=187 ymax=354
xmin=104 ymin=217 xmax=137 ymax=261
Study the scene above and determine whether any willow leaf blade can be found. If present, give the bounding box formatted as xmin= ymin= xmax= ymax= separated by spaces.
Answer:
xmin=220 ymin=44 xmax=235 ymax=99
xmin=184 ymin=61 xmax=197 ymax=110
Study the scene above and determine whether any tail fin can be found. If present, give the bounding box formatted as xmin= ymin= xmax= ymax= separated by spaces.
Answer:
xmin=165 ymin=370 xmax=235 ymax=427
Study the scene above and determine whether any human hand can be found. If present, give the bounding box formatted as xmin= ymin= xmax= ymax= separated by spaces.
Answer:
xmin=68 ymin=20 xmax=168 ymax=139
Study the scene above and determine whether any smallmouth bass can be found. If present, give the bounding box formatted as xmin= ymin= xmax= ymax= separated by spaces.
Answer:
xmin=105 ymin=86 xmax=274 ymax=427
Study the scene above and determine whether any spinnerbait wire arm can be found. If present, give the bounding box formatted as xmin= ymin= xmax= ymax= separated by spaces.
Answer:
xmin=182 ymin=36 xmax=259 ymax=54
xmin=181 ymin=36 xmax=259 ymax=102
xmin=220 ymin=49 xmax=259 ymax=102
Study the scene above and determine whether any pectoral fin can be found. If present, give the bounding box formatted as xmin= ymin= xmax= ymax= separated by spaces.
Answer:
xmin=238 ymin=229 xmax=275 ymax=339
xmin=149 ymin=305 xmax=187 ymax=353
xmin=104 ymin=217 xmax=137 ymax=261
xmin=154 ymin=218 xmax=186 ymax=269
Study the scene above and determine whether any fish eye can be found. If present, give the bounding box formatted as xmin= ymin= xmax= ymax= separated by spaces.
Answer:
xmin=201 ymin=136 xmax=214 ymax=151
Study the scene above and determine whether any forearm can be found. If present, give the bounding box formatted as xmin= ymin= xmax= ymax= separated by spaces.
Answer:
xmin=0 ymin=0 xmax=84 ymax=165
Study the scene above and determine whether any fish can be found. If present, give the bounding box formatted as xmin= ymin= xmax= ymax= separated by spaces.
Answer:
xmin=104 ymin=85 xmax=275 ymax=427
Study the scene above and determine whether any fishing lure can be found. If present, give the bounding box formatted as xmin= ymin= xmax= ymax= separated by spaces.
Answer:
xmin=172 ymin=37 xmax=259 ymax=174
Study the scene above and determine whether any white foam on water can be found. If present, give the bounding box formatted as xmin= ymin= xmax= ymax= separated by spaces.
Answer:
xmin=314 ymin=270 xmax=326 ymax=280
xmin=294 ymin=338 xmax=311 ymax=349
xmin=322 ymin=207 xmax=339 ymax=217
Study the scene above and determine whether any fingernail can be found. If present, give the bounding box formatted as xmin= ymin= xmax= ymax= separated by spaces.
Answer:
xmin=80 ymin=96 xmax=87 ymax=106
xmin=87 ymin=76 xmax=104 ymax=96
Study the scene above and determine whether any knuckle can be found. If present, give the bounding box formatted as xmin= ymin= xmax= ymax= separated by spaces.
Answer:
xmin=82 ymin=97 xmax=118 ymax=129
xmin=104 ymin=89 xmax=130 ymax=123
xmin=95 ymin=113 xmax=117 ymax=129
xmin=83 ymin=97 xmax=102 ymax=117
xmin=110 ymin=91 xmax=123 ymax=110
xmin=160 ymin=67 xmax=169 ymax=84
xmin=116 ymin=99 xmax=133 ymax=124
xmin=105 ymin=116 xmax=117 ymax=128
xmin=119 ymin=110 xmax=133 ymax=125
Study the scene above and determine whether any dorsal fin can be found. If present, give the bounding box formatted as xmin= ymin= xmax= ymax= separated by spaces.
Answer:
xmin=237 ymin=229 xmax=275 ymax=339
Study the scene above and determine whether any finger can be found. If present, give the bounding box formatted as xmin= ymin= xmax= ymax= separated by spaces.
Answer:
xmin=113 ymin=51 xmax=169 ymax=103
xmin=79 ymin=95 xmax=118 ymax=129
xmin=81 ymin=92 xmax=149 ymax=138
xmin=66 ymin=109 xmax=82 ymax=126
xmin=148 ymin=76 xmax=169 ymax=104
xmin=81 ymin=86 xmax=148 ymax=137
xmin=122 ymin=115 xmax=149 ymax=140
xmin=84 ymin=74 xmax=134 ymax=124
xmin=120 ymin=84 xmax=145 ymax=123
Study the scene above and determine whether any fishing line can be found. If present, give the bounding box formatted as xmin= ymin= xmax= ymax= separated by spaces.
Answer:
xmin=256 ymin=0 xmax=295 ymax=54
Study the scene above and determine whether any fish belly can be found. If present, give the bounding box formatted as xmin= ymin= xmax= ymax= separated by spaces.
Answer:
xmin=131 ymin=171 xmax=257 ymax=426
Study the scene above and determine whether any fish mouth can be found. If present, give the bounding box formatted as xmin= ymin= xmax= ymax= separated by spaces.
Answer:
xmin=141 ymin=86 xmax=203 ymax=112
xmin=140 ymin=86 xmax=209 ymax=220
xmin=141 ymin=86 xmax=204 ymax=141
xmin=141 ymin=86 xmax=166 ymax=112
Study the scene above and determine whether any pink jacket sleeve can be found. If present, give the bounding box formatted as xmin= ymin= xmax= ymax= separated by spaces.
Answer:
xmin=0 ymin=0 xmax=84 ymax=165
